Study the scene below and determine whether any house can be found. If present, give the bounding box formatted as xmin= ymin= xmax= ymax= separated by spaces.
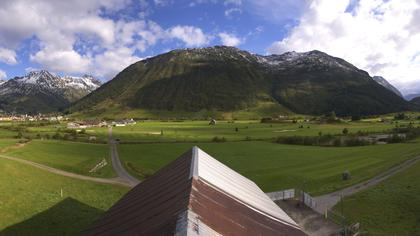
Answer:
xmin=82 ymin=147 xmax=306 ymax=236
xmin=112 ymin=118 xmax=136 ymax=127
xmin=67 ymin=120 xmax=107 ymax=129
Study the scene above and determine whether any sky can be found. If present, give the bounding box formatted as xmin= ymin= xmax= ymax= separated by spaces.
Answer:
xmin=0 ymin=0 xmax=419 ymax=95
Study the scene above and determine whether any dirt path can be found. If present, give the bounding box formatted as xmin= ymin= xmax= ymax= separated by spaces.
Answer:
xmin=314 ymin=155 xmax=420 ymax=214
xmin=108 ymin=127 xmax=140 ymax=187
xmin=0 ymin=141 xmax=30 ymax=153
xmin=0 ymin=154 xmax=132 ymax=187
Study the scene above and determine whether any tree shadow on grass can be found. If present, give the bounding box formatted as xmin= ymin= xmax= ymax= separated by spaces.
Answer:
xmin=0 ymin=198 xmax=104 ymax=236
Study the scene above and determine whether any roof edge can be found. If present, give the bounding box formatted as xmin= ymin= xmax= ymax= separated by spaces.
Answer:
xmin=189 ymin=146 xmax=199 ymax=179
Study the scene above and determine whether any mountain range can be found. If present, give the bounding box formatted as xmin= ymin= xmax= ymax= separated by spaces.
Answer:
xmin=405 ymin=93 xmax=420 ymax=101
xmin=0 ymin=70 xmax=101 ymax=114
xmin=70 ymin=46 xmax=416 ymax=117
xmin=371 ymin=76 xmax=403 ymax=98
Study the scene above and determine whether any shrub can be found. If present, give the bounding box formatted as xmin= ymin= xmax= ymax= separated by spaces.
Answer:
xmin=211 ymin=136 xmax=226 ymax=142
xmin=394 ymin=113 xmax=406 ymax=120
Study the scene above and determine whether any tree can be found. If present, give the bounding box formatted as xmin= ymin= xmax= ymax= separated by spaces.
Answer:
xmin=394 ymin=113 xmax=406 ymax=120
xmin=342 ymin=128 xmax=349 ymax=135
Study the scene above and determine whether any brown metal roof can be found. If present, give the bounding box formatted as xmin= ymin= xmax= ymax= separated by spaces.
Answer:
xmin=82 ymin=147 xmax=306 ymax=236
xmin=81 ymin=150 xmax=193 ymax=235
xmin=189 ymin=178 xmax=305 ymax=236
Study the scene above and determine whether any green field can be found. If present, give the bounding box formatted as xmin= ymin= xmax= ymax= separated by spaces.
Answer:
xmin=1 ymin=118 xmax=417 ymax=144
xmin=5 ymin=140 xmax=115 ymax=178
xmin=0 ymin=139 xmax=22 ymax=150
xmin=334 ymin=161 xmax=420 ymax=236
xmin=86 ymin=120 xmax=412 ymax=143
xmin=1 ymin=118 xmax=420 ymax=235
xmin=118 ymin=139 xmax=420 ymax=194
xmin=0 ymin=158 xmax=128 ymax=235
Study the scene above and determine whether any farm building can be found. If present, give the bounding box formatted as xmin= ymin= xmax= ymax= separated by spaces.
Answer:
xmin=82 ymin=147 xmax=306 ymax=236
xmin=67 ymin=120 xmax=107 ymax=129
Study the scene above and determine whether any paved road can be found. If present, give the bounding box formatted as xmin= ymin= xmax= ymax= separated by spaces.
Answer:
xmin=0 ymin=154 xmax=132 ymax=187
xmin=108 ymin=127 xmax=140 ymax=187
xmin=313 ymin=155 xmax=420 ymax=214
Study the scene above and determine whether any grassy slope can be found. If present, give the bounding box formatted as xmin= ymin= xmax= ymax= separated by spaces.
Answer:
xmin=5 ymin=140 xmax=115 ymax=178
xmin=334 ymin=161 xmax=420 ymax=236
xmin=118 ymin=140 xmax=420 ymax=195
xmin=0 ymin=158 xmax=128 ymax=235
xmin=71 ymin=101 xmax=292 ymax=120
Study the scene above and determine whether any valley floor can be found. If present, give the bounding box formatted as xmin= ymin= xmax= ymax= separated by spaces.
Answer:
xmin=1 ymin=118 xmax=420 ymax=235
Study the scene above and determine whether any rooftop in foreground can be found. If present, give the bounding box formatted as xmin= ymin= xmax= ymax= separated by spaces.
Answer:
xmin=82 ymin=146 xmax=306 ymax=236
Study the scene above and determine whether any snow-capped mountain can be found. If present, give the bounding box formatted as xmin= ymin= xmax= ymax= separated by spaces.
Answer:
xmin=72 ymin=46 xmax=414 ymax=116
xmin=372 ymin=76 xmax=403 ymax=98
xmin=0 ymin=70 xmax=101 ymax=114
xmin=2 ymin=70 xmax=100 ymax=93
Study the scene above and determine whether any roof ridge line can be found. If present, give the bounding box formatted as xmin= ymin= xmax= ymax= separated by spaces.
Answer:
xmin=189 ymin=146 xmax=199 ymax=179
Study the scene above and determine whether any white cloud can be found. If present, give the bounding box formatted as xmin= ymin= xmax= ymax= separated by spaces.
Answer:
xmin=224 ymin=0 xmax=242 ymax=6
xmin=268 ymin=0 xmax=420 ymax=94
xmin=30 ymin=48 xmax=92 ymax=73
xmin=0 ymin=69 xmax=6 ymax=80
xmin=225 ymin=8 xmax=242 ymax=17
xmin=93 ymin=47 xmax=141 ymax=78
xmin=0 ymin=47 xmax=17 ymax=65
xmin=169 ymin=26 xmax=209 ymax=47
xmin=0 ymin=0 xmax=213 ymax=80
xmin=218 ymin=32 xmax=242 ymax=46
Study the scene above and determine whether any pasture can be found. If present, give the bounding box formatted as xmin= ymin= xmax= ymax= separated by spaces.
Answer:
xmin=92 ymin=120 xmax=410 ymax=143
xmin=5 ymin=140 xmax=115 ymax=178
xmin=334 ymin=161 xmax=420 ymax=236
xmin=0 ymin=157 xmax=128 ymax=235
xmin=118 ymin=139 xmax=420 ymax=195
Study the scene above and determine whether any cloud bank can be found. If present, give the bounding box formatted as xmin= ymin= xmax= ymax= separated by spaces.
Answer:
xmin=0 ymin=0 xmax=215 ymax=79
xmin=268 ymin=0 xmax=420 ymax=94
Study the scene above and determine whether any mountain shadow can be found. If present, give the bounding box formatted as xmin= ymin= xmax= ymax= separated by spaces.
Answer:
xmin=0 ymin=198 xmax=104 ymax=236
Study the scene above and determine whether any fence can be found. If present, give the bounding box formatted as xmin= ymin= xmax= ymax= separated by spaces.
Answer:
xmin=301 ymin=191 xmax=317 ymax=209
xmin=266 ymin=189 xmax=295 ymax=201
xmin=268 ymin=188 xmax=361 ymax=235
xmin=89 ymin=158 xmax=108 ymax=173
xmin=326 ymin=209 xmax=361 ymax=236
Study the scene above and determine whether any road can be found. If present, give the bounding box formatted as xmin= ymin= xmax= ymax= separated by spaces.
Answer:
xmin=0 ymin=154 xmax=132 ymax=187
xmin=313 ymin=155 xmax=420 ymax=214
xmin=108 ymin=127 xmax=140 ymax=187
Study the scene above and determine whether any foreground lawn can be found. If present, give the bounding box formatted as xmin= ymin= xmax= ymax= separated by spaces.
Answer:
xmin=0 ymin=158 xmax=128 ymax=235
xmin=334 ymin=161 xmax=420 ymax=236
xmin=119 ymin=140 xmax=420 ymax=195
xmin=5 ymin=140 xmax=115 ymax=178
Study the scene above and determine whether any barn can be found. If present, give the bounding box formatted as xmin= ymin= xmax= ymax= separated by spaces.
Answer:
xmin=82 ymin=146 xmax=306 ymax=236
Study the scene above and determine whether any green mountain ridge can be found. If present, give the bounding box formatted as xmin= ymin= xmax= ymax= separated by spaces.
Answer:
xmin=70 ymin=46 xmax=417 ymax=118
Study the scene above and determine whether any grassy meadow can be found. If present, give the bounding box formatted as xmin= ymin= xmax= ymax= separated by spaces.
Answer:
xmin=4 ymin=140 xmax=115 ymax=178
xmin=0 ymin=115 xmax=419 ymax=235
xmin=0 ymin=157 xmax=128 ymax=235
xmin=118 ymin=139 xmax=420 ymax=195
xmin=89 ymin=119 xmax=414 ymax=143
xmin=334 ymin=161 xmax=420 ymax=236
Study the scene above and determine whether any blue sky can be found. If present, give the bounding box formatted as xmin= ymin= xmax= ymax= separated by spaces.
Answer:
xmin=0 ymin=0 xmax=419 ymax=94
